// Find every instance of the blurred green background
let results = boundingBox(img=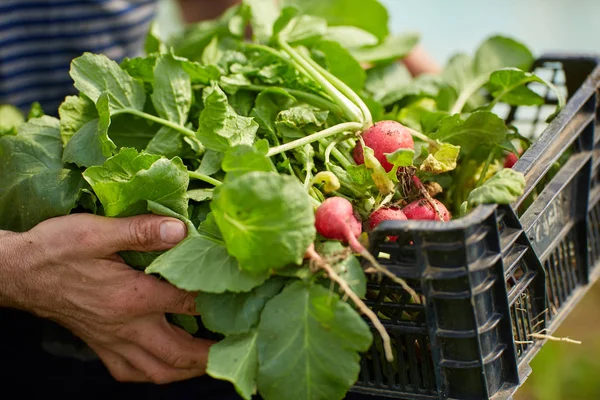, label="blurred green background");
[156,1,600,398]
[515,282,600,400]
